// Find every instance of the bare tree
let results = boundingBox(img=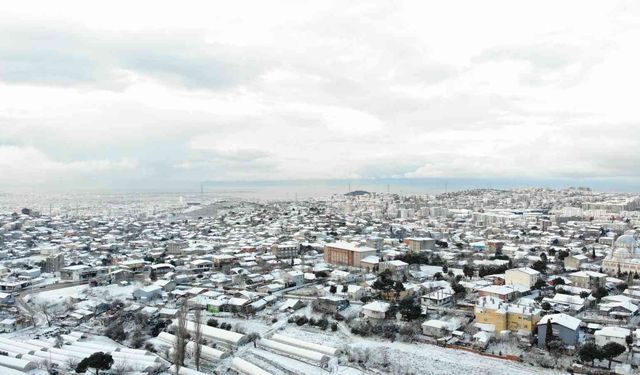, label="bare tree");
[111,360,131,375]
[173,306,188,374]
[193,309,203,371]
[35,302,53,327]
[65,357,79,373]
